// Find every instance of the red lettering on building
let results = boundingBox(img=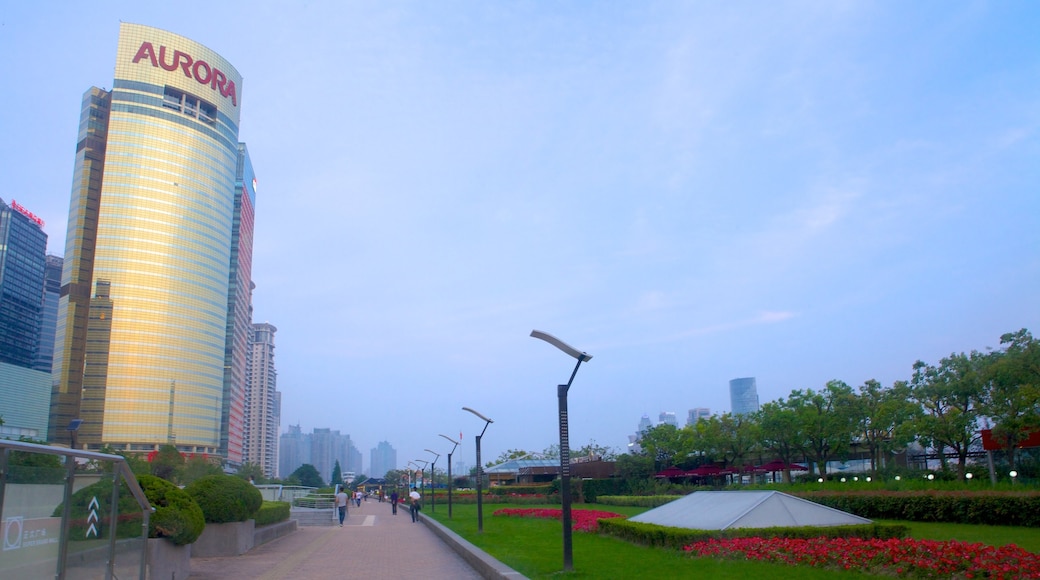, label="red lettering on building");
[132,41,238,107]
[10,200,45,227]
